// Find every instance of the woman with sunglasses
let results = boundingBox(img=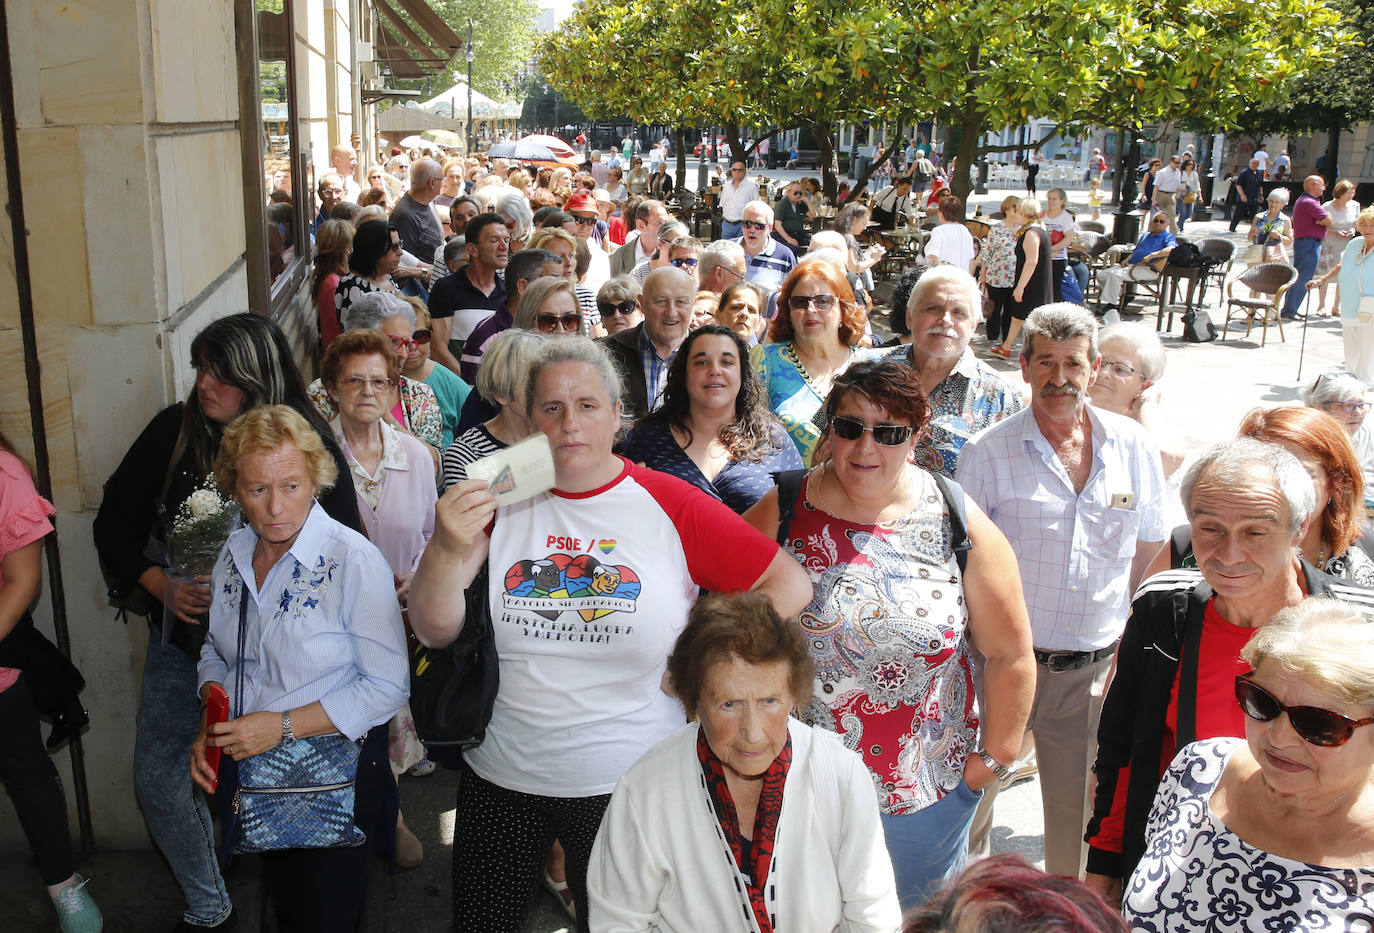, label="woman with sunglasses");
[1124,597,1374,930]
[396,298,471,451]
[754,262,865,463]
[596,276,643,337]
[514,276,584,337]
[1086,438,1374,906]
[744,360,1035,908]
[620,325,802,513]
